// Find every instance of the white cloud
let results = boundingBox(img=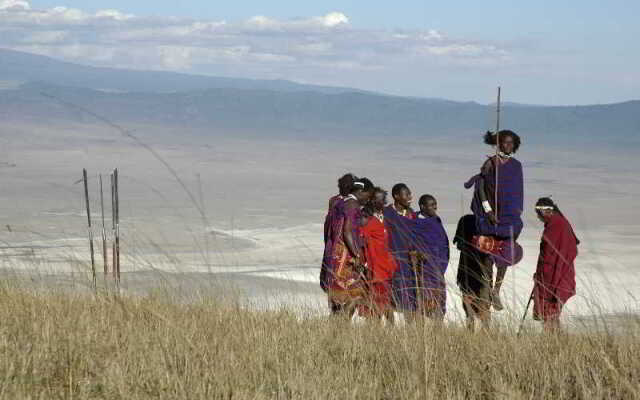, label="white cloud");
[0,1,512,86]
[95,9,134,21]
[316,12,348,27]
[0,0,30,10]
